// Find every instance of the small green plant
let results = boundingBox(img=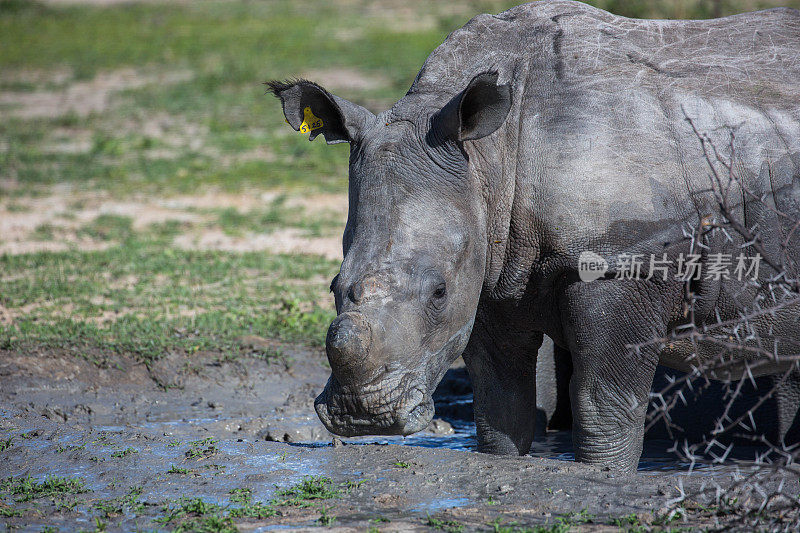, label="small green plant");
[185,437,217,459]
[93,500,122,519]
[79,214,133,242]
[167,465,192,474]
[110,447,138,458]
[176,515,237,533]
[92,435,115,447]
[157,497,217,524]
[276,475,341,506]
[343,479,366,490]
[93,486,143,518]
[610,513,641,527]
[31,223,56,241]
[0,436,13,452]
[392,461,410,469]
[557,509,594,526]
[317,504,336,526]
[168,440,182,448]
[653,507,685,526]
[426,515,463,533]
[227,502,278,519]
[55,443,86,453]
[488,518,537,533]
[0,505,21,517]
[88,517,107,532]
[229,488,252,505]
